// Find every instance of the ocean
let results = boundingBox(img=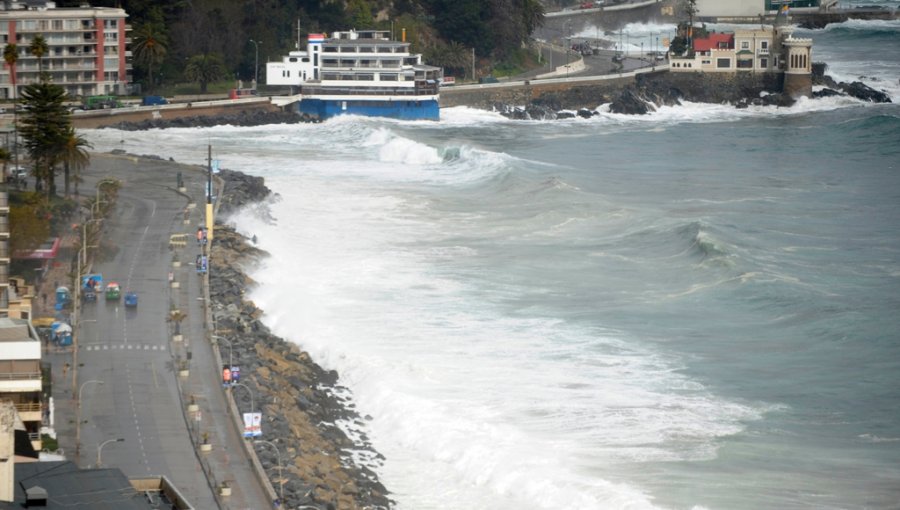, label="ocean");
[84,14,900,510]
